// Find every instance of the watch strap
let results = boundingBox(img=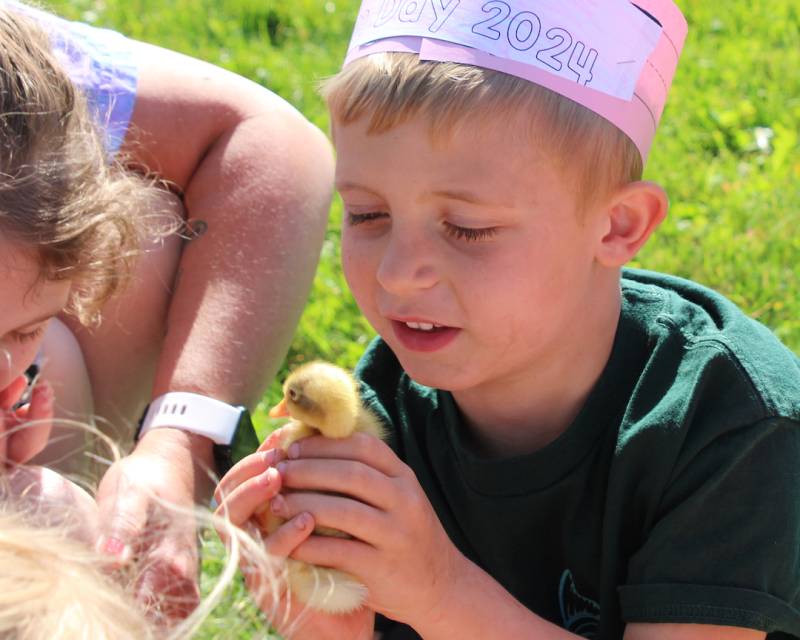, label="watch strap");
[137,392,243,445]
[213,407,260,477]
